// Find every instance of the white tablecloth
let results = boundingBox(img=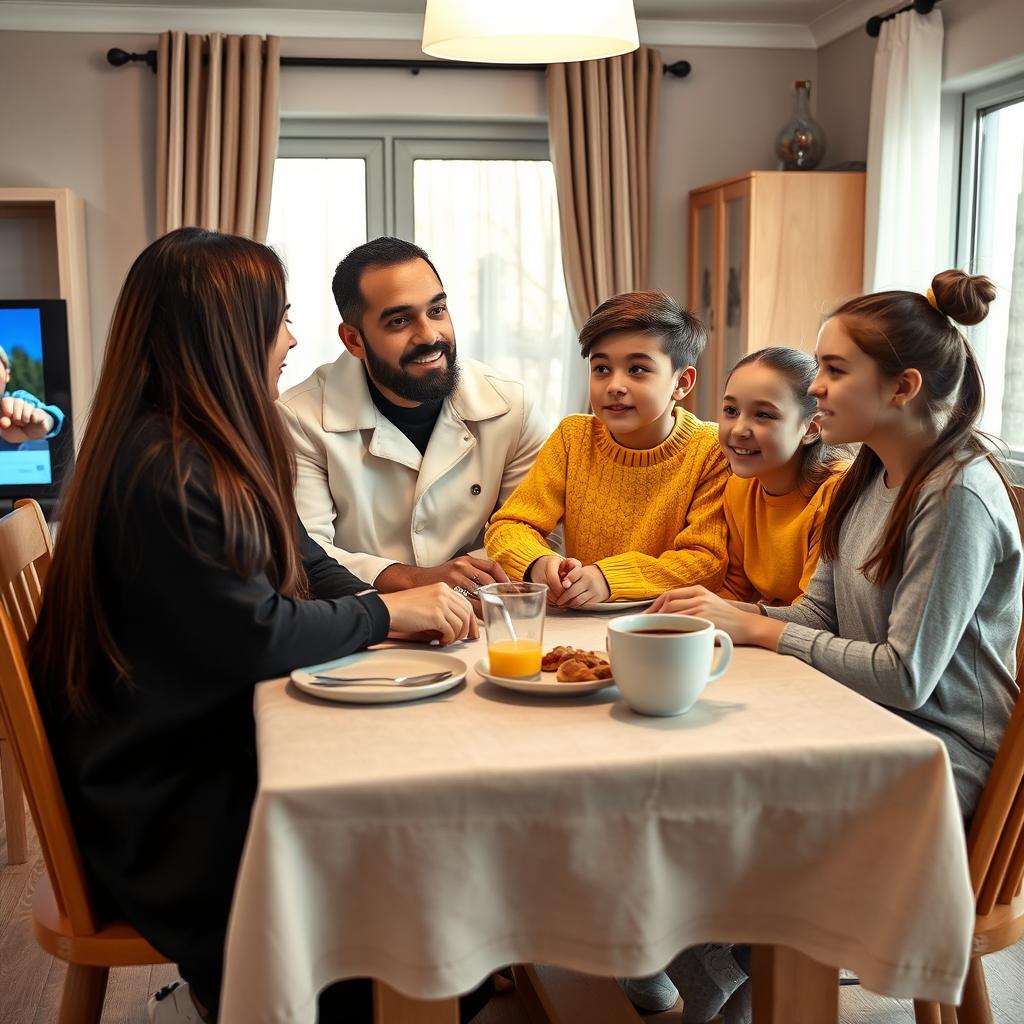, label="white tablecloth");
[220,612,975,1023]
